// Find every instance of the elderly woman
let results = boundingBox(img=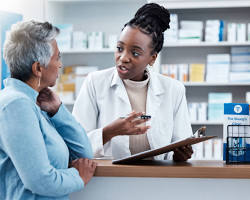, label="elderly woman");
[0,21,96,200]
